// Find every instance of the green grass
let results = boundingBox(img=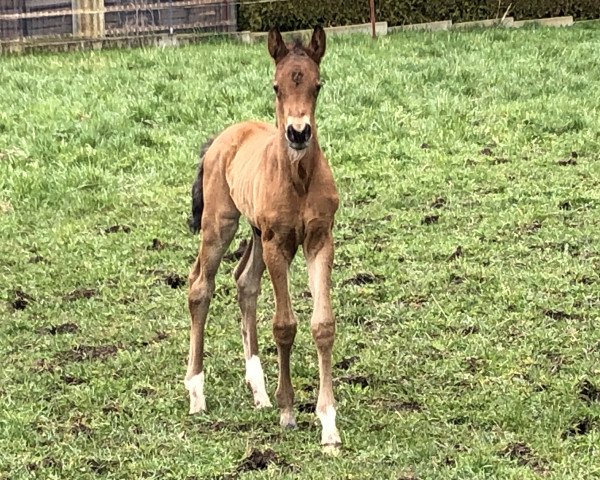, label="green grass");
[1,25,600,479]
